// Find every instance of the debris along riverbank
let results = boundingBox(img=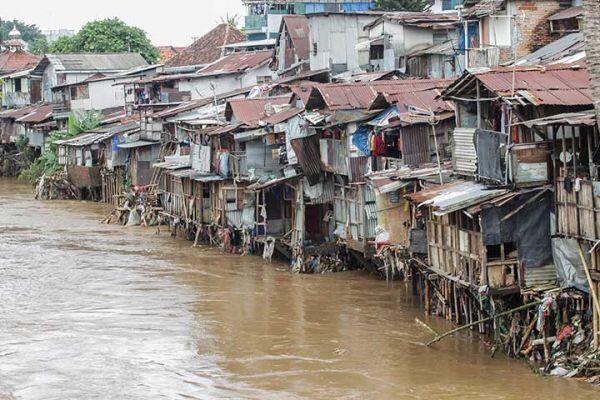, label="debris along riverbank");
[92,175,600,386]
